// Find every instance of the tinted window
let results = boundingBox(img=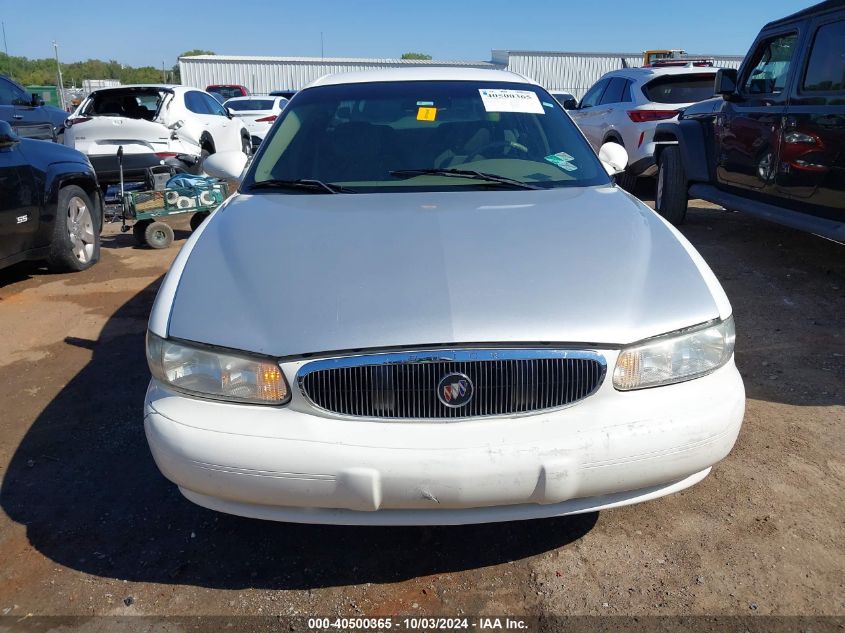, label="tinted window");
[226,99,275,111]
[185,91,210,114]
[81,88,166,118]
[580,79,609,108]
[208,86,244,100]
[202,93,228,116]
[803,20,845,92]
[643,74,716,103]
[599,78,628,105]
[0,77,31,106]
[742,33,798,95]
[246,80,609,192]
